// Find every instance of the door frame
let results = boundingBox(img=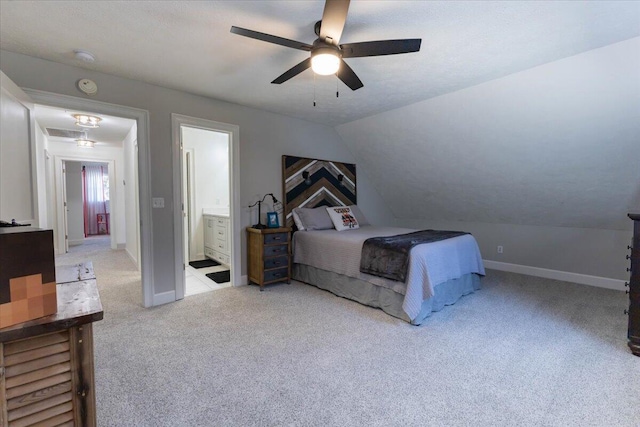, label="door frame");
[182,148,196,262]
[24,89,155,307]
[171,114,241,300]
[55,157,117,253]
